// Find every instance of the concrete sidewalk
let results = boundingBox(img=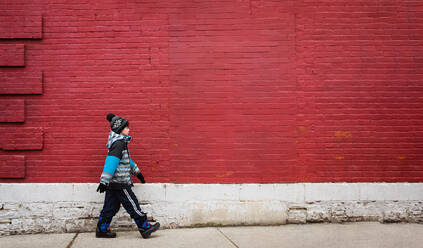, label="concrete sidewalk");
[1,222,422,248]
